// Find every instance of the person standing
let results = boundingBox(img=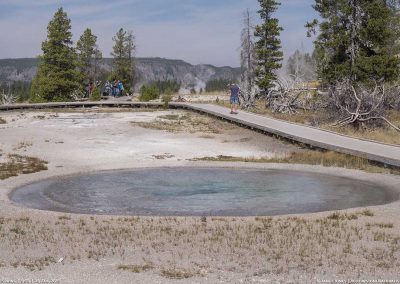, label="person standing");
[113,80,118,97]
[104,81,112,96]
[229,83,240,114]
[117,80,124,97]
